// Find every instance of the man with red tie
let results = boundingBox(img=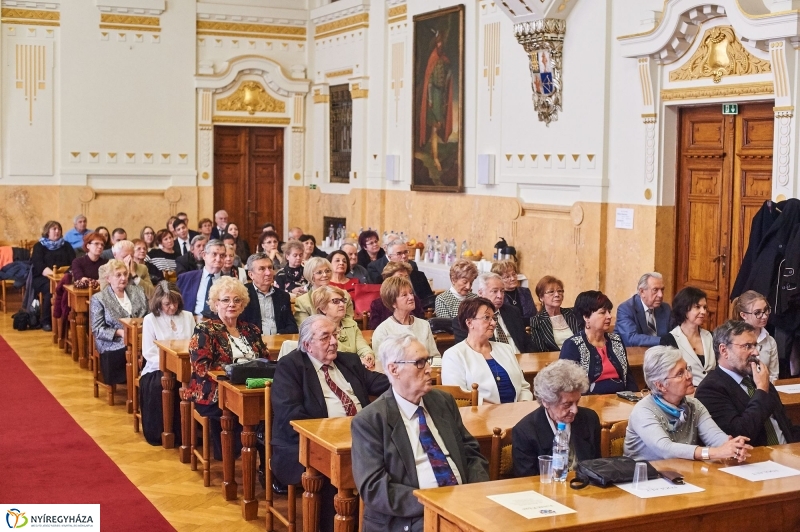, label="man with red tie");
[271,314,390,532]
[351,334,488,532]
